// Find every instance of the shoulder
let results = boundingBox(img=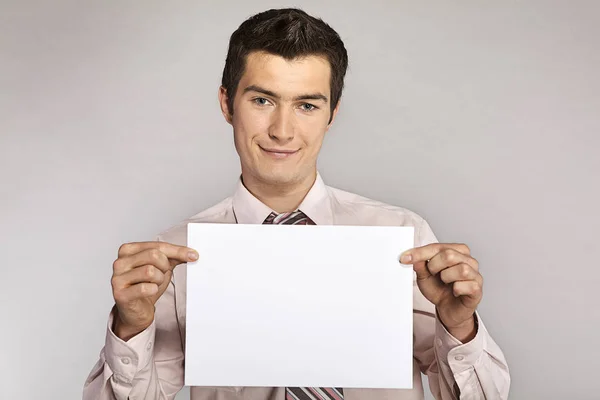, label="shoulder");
[328,185,425,225]
[327,186,438,246]
[154,196,235,246]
